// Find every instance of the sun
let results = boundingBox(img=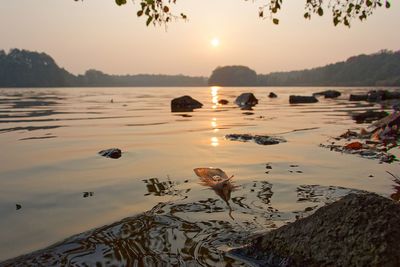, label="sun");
[211,38,220,47]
